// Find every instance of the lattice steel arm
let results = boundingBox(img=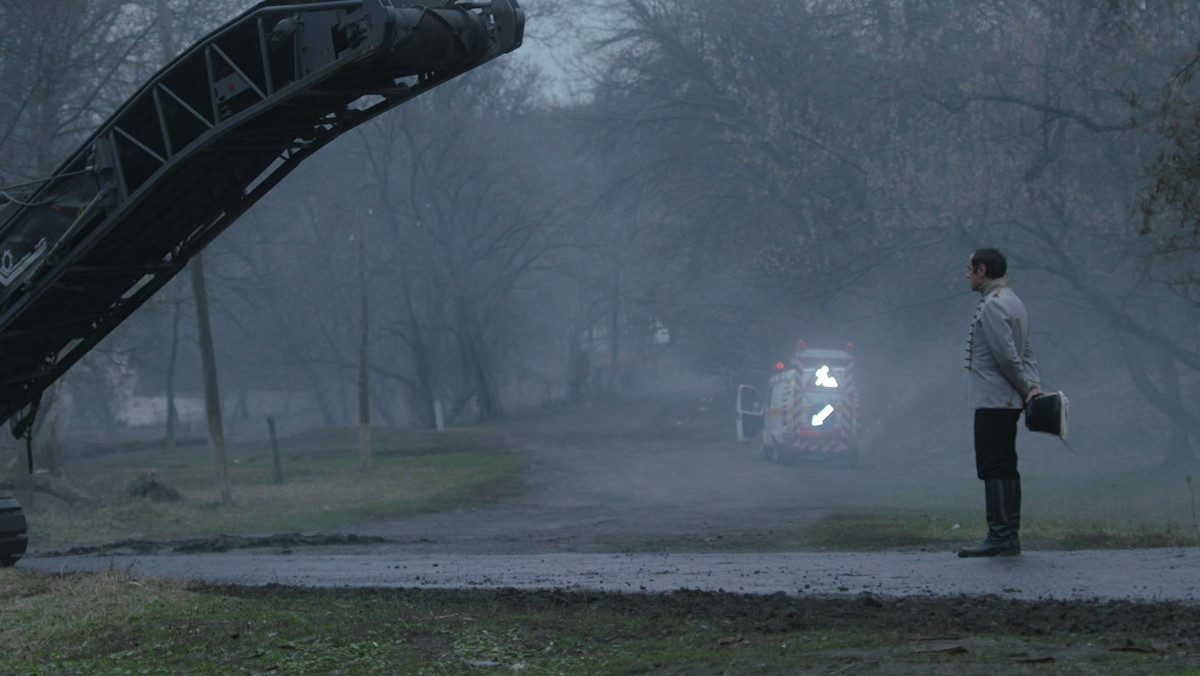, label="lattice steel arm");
[0,0,524,430]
